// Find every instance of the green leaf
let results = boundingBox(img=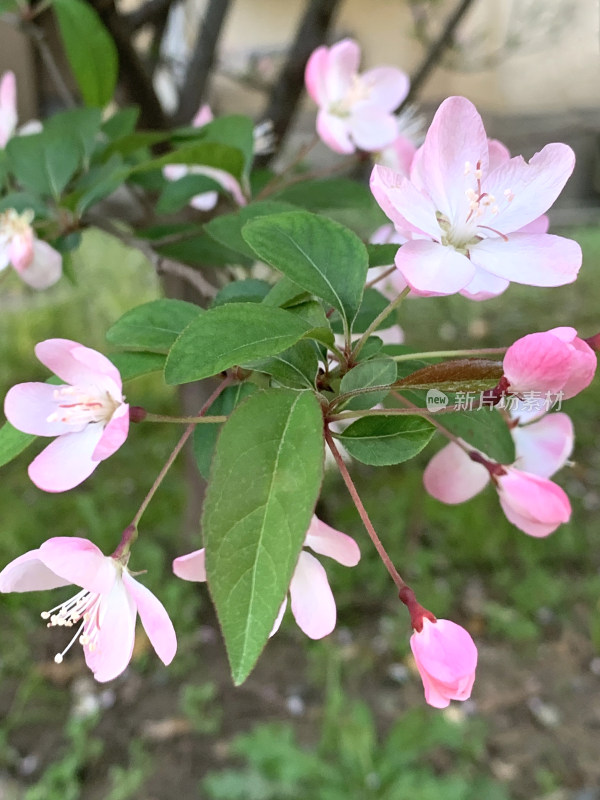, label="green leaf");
[193,383,257,479]
[45,108,102,162]
[156,174,222,215]
[133,142,245,183]
[7,130,80,197]
[262,276,308,308]
[165,303,315,385]
[284,300,333,347]
[54,0,118,107]
[106,299,201,353]
[178,115,255,179]
[0,192,48,217]
[331,288,392,335]
[338,414,435,466]
[109,351,166,380]
[367,243,399,268]
[339,357,397,411]
[0,422,36,469]
[203,389,324,684]
[101,107,139,140]
[249,340,319,389]
[205,200,298,259]
[72,156,129,214]
[213,279,272,307]
[242,211,368,328]
[440,408,515,464]
[271,178,375,212]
